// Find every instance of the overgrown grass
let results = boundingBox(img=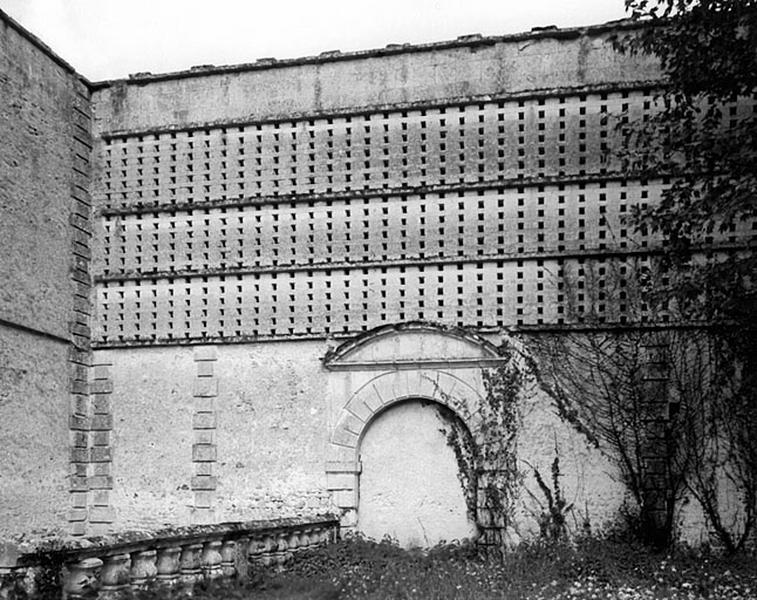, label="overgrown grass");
[128,537,756,599]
